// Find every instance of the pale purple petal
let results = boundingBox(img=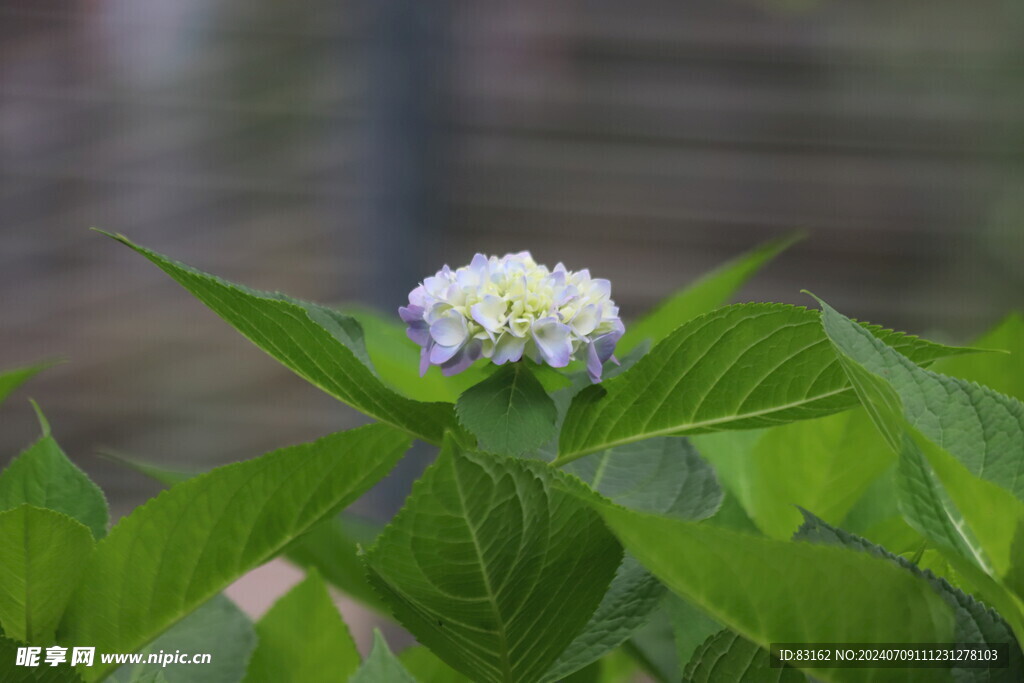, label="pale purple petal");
[430,312,468,347]
[593,321,625,363]
[531,317,572,368]
[492,333,527,365]
[430,341,464,364]
[586,342,604,383]
[589,279,611,299]
[570,304,599,336]
[586,321,624,382]
[440,339,482,376]
[405,320,430,346]
[419,346,432,377]
[407,286,426,308]
[471,295,506,333]
[398,304,423,324]
[470,253,489,272]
